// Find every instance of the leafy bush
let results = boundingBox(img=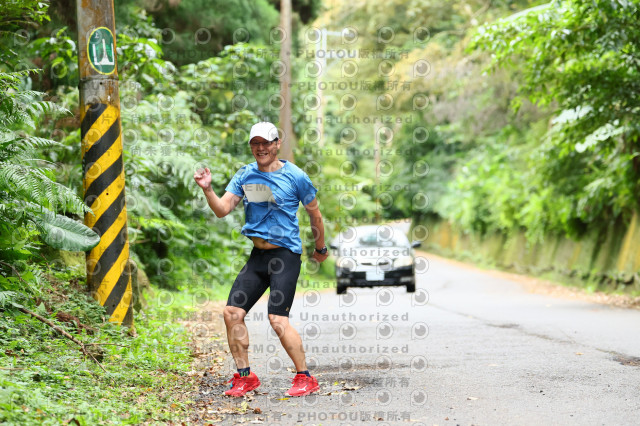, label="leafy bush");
[0,69,99,304]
